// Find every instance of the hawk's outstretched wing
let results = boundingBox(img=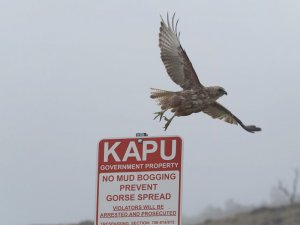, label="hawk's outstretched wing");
[203,102,261,133]
[159,14,203,90]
